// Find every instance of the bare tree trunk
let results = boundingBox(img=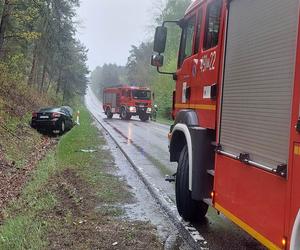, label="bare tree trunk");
[40,62,47,92]
[38,16,50,90]
[0,0,12,58]
[56,68,62,94]
[62,85,65,103]
[62,80,68,104]
[45,75,52,93]
[34,62,40,86]
[28,44,38,85]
